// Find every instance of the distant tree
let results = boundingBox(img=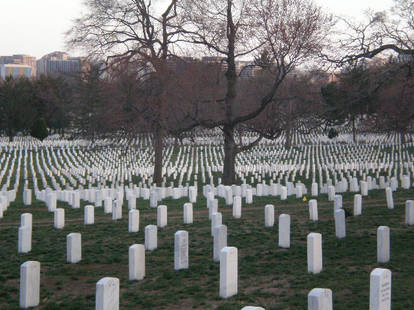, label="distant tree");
[30,118,49,141]
[372,63,414,143]
[34,75,72,136]
[321,64,377,142]
[0,77,37,141]
[71,64,107,141]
